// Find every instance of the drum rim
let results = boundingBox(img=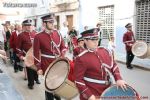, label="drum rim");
[44,57,70,91]
[101,84,139,99]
